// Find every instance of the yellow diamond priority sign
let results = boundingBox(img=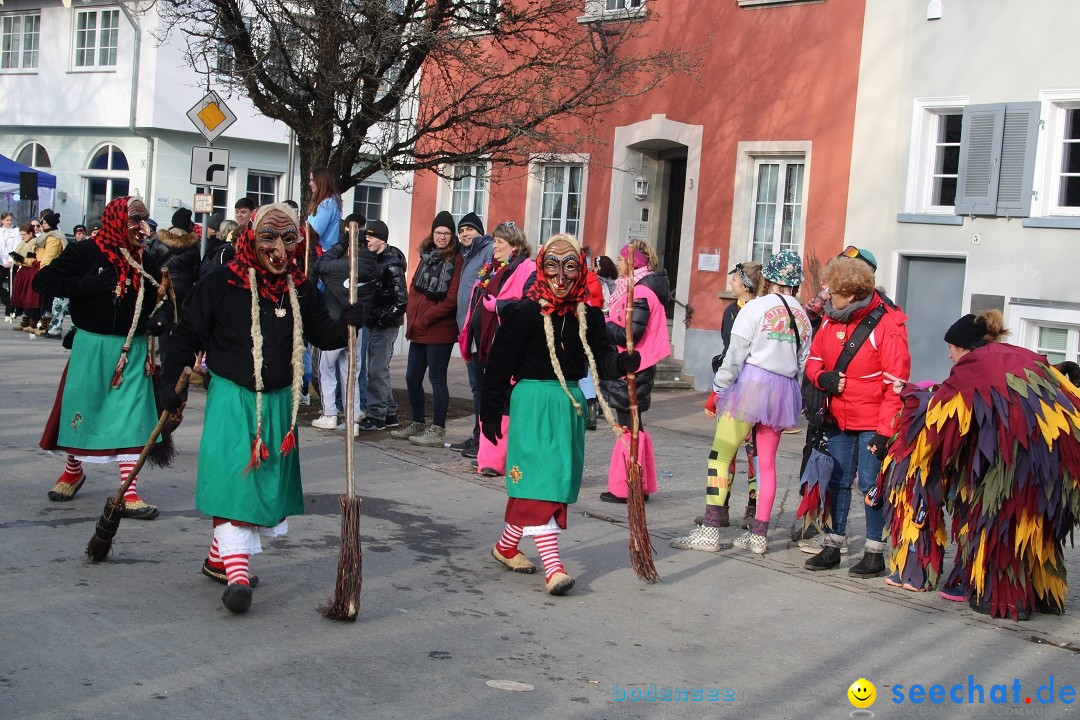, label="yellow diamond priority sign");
[187,90,237,143]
